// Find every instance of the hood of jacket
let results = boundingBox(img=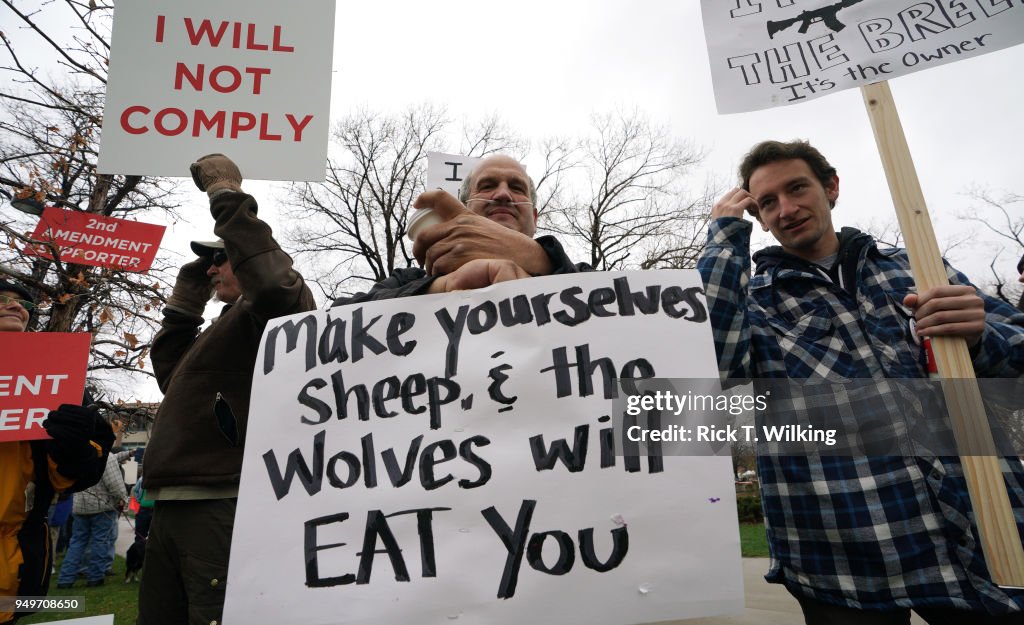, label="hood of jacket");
[752,227,874,275]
